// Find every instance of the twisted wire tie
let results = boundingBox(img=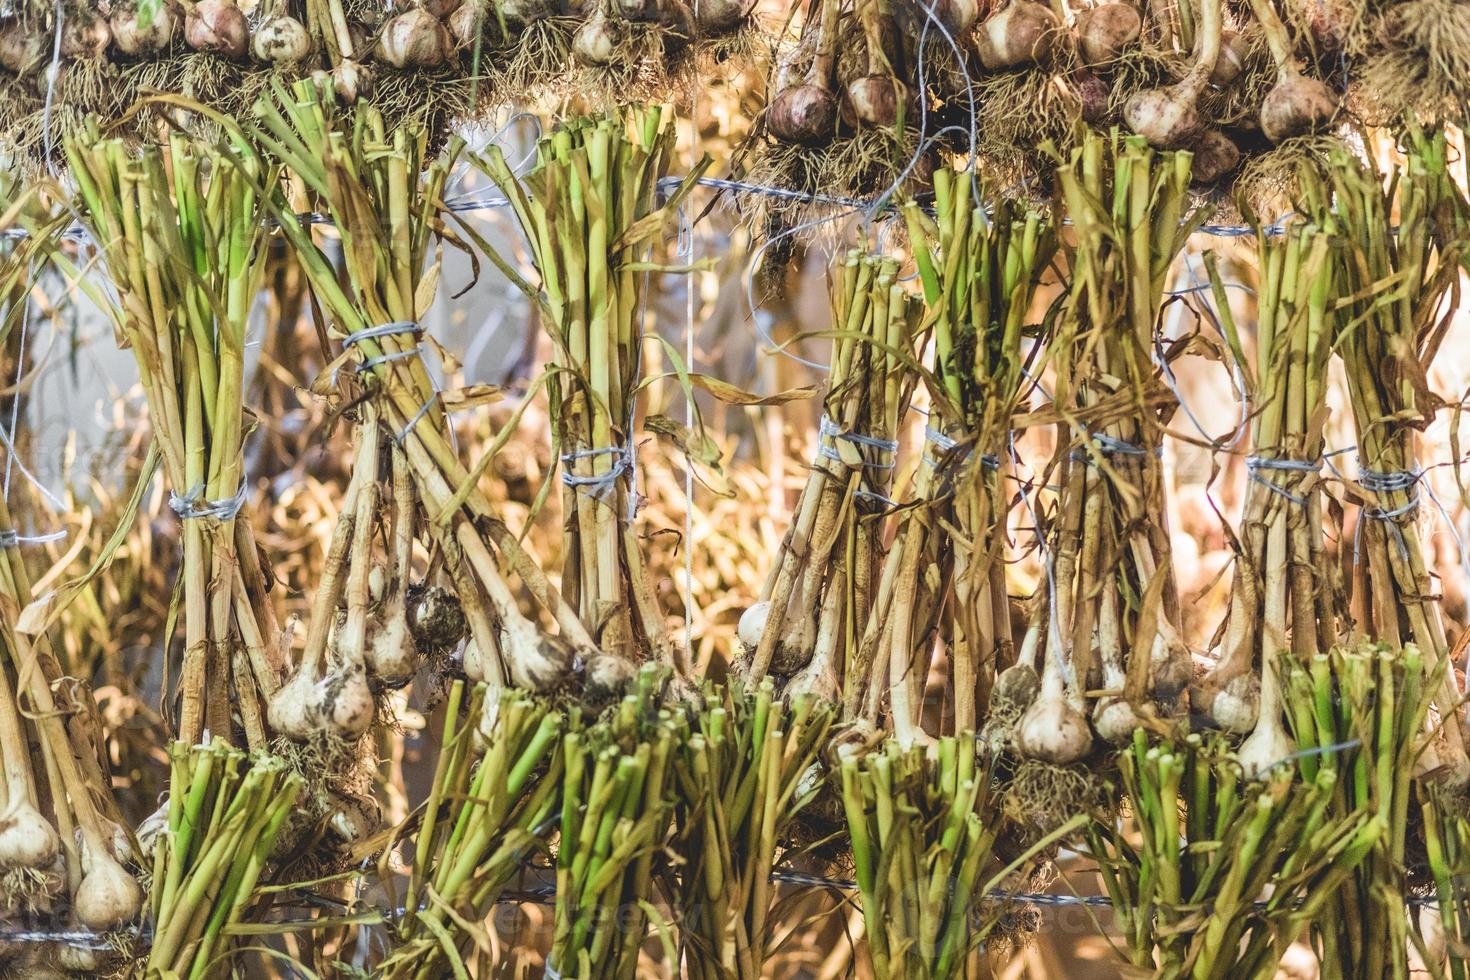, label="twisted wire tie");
[852,489,898,508]
[0,927,129,948]
[397,391,440,446]
[1069,433,1162,466]
[818,414,899,468]
[168,481,248,522]
[560,446,632,514]
[1245,454,1322,507]
[342,322,450,451]
[1356,464,1423,564]
[819,415,899,508]
[1360,466,1421,516]
[0,223,90,244]
[922,426,1000,472]
[343,320,424,348]
[355,347,425,375]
